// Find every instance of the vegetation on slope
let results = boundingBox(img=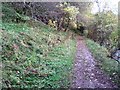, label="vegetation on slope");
[1,1,119,88]
[1,21,76,88]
